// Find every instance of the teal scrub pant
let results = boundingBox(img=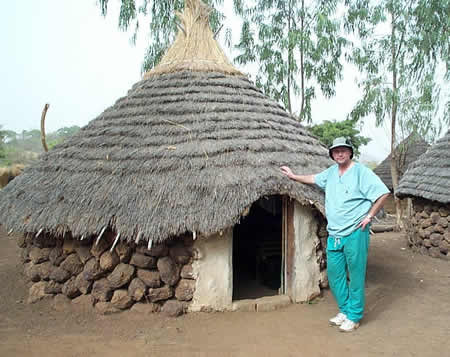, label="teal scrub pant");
[327,227,370,323]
